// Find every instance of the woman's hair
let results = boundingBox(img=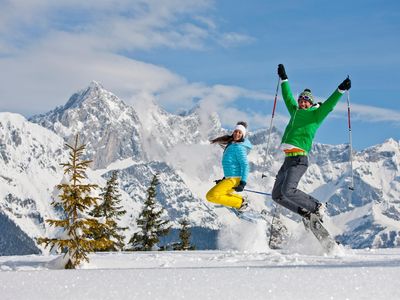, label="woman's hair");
[210,134,234,147]
[210,121,248,147]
